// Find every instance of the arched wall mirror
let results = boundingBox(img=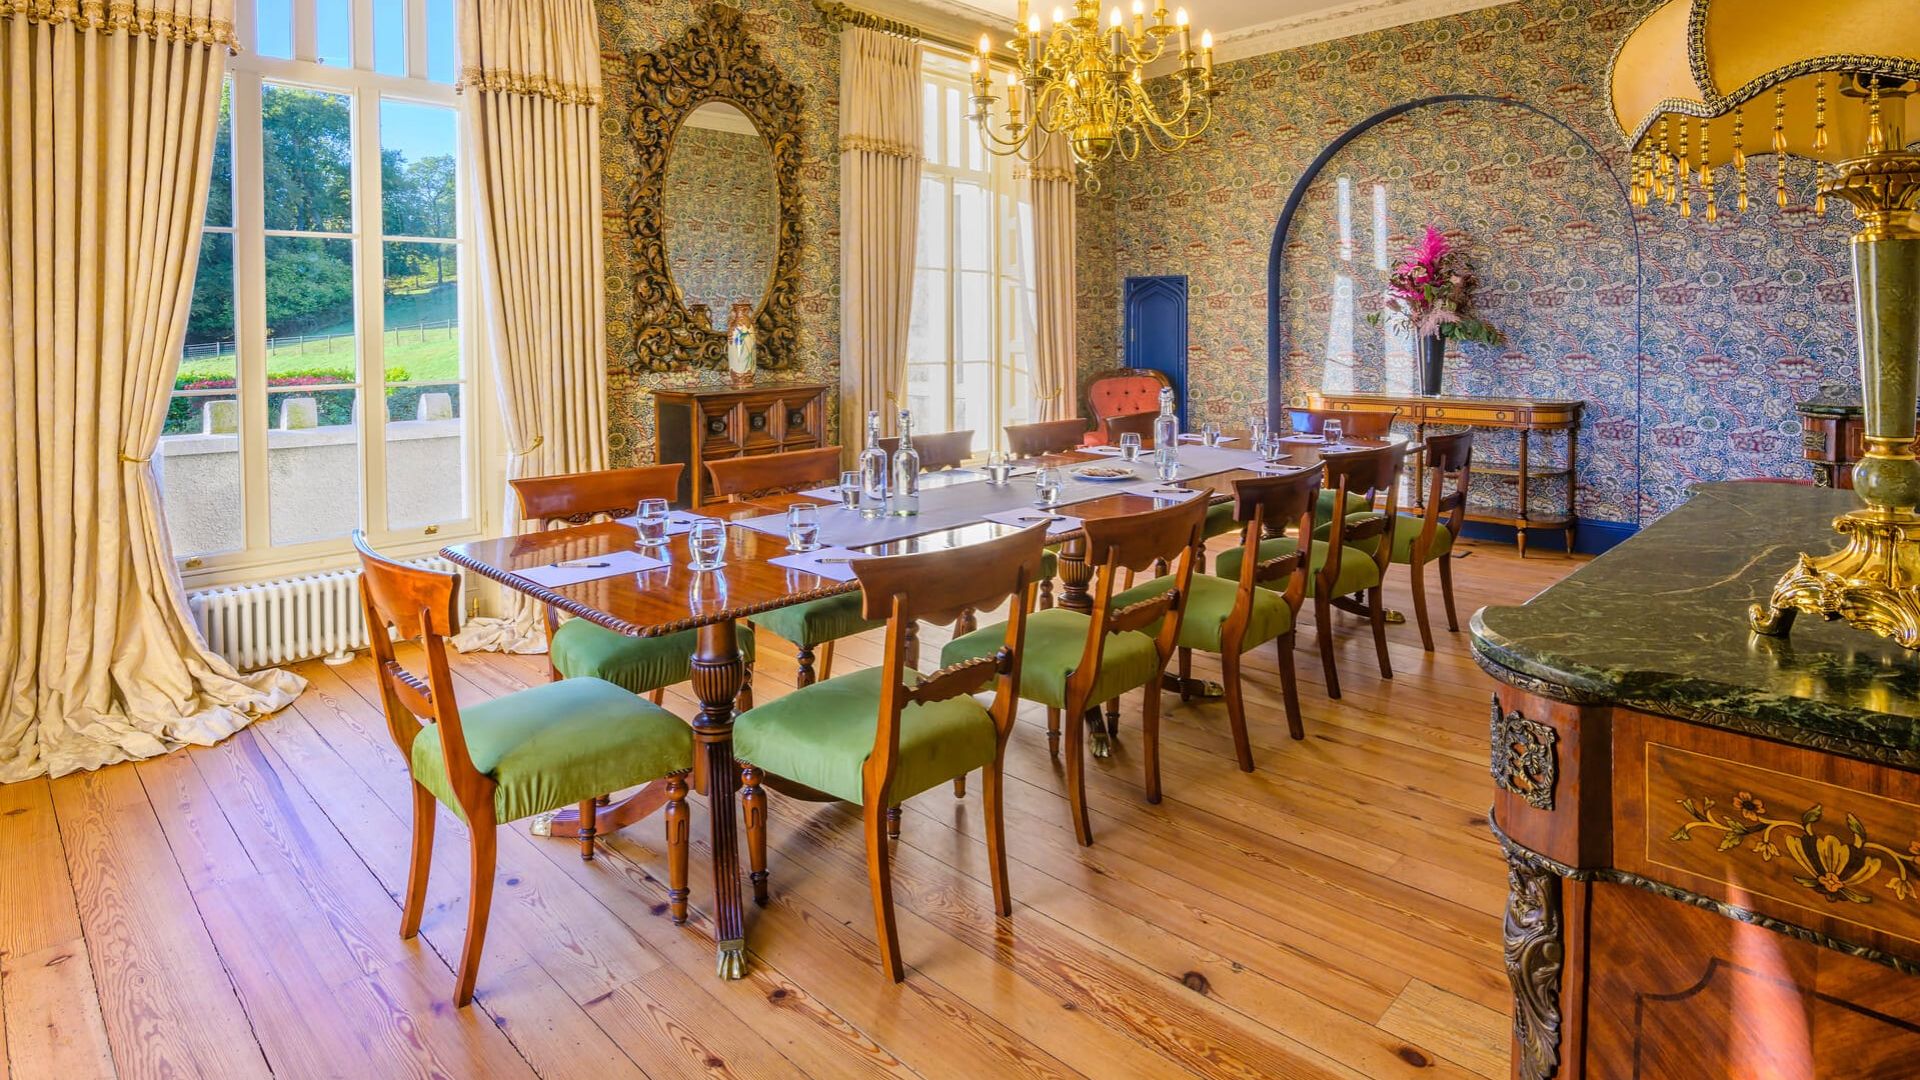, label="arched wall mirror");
[664,101,779,333]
